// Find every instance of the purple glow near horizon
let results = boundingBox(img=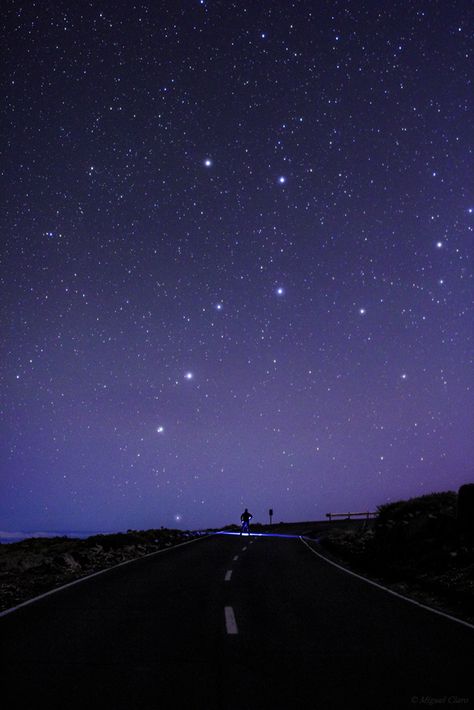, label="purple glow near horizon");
[1,1,473,533]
